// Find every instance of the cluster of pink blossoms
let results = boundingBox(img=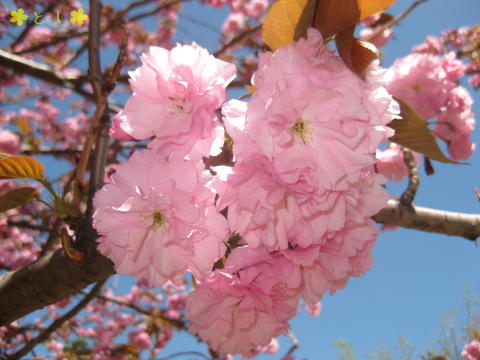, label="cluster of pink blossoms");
[94,29,399,355]
[385,50,475,161]
[94,43,236,287]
